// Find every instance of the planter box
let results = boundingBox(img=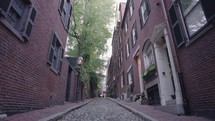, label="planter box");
[143,69,156,81]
